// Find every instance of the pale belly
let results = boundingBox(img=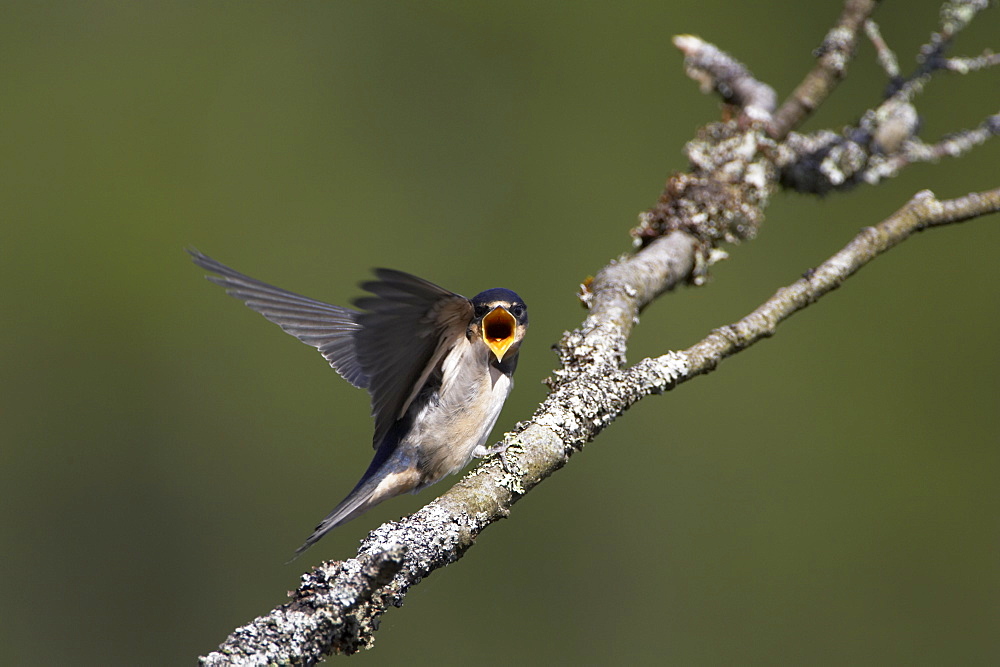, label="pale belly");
[401,343,512,486]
